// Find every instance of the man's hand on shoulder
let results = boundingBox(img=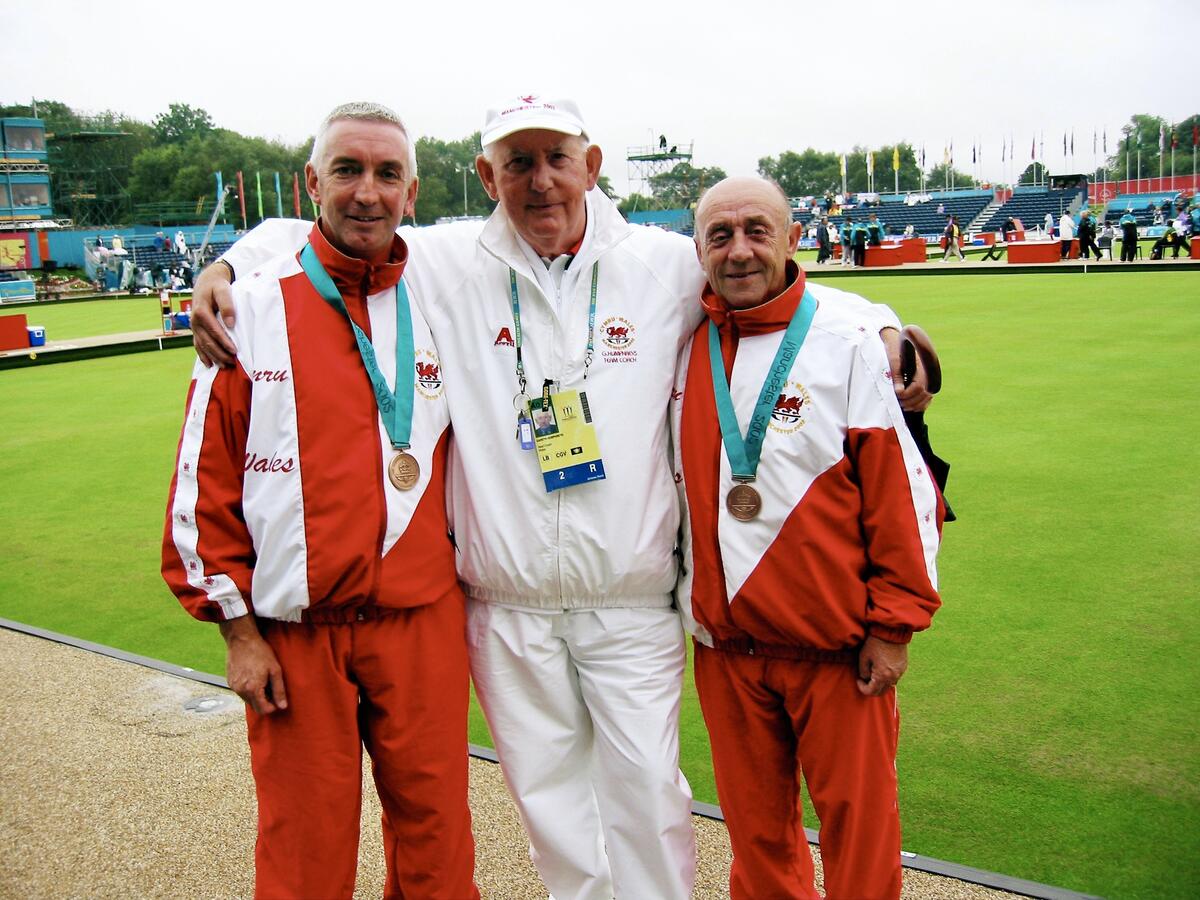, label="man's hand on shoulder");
[856,635,909,696]
[192,260,239,368]
[218,615,288,714]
